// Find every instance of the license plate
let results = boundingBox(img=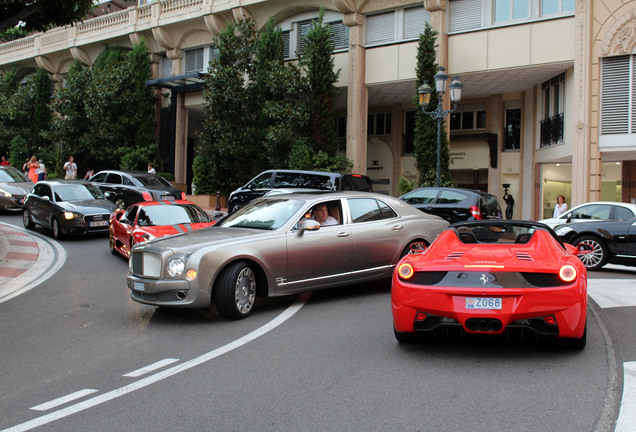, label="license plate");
[161,196,175,200]
[466,297,502,310]
[89,220,108,227]
[134,282,145,292]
